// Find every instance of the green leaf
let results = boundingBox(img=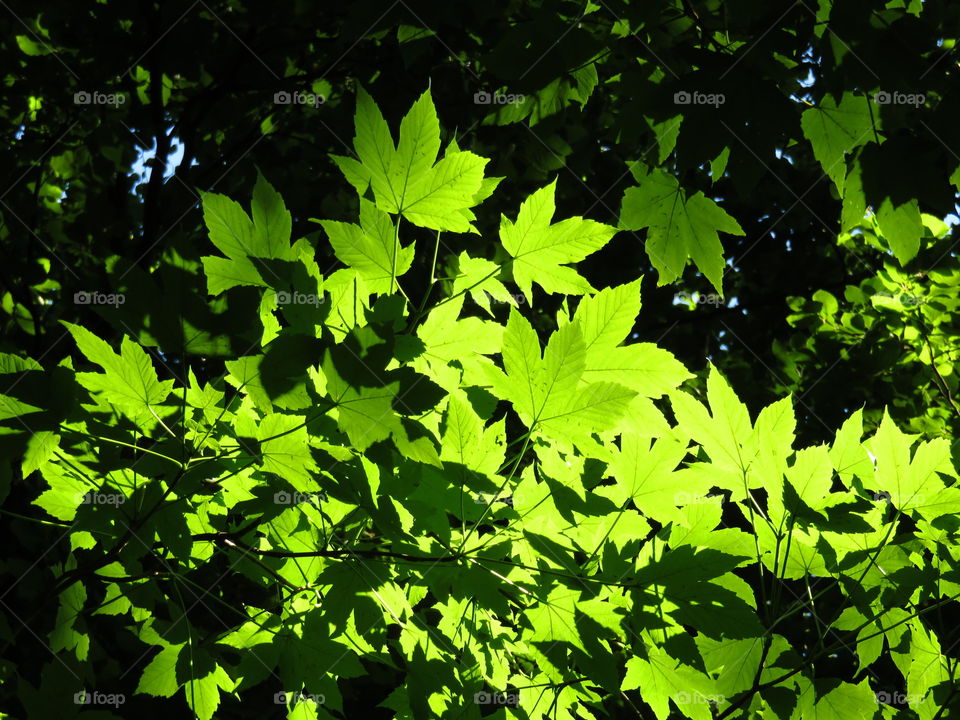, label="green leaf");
[16,35,54,56]
[666,574,763,640]
[199,174,295,294]
[400,150,488,232]
[258,413,318,489]
[63,322,174,415]
[183,662,232,720]
[0,353,42,373]
[489,308,546,424]
[867,410,960,518]
[537,321,586,420]
[251,171,294,258]
[695,635,764,698]
[451,252,512,315]
[582,344,692,397]
[608,433,694,524]
[352,85,398,208]
[329,153,370,196]
[800,92,875,193]
[391,89,442,207]
[620,168,743,293]
[440,394,504,478]
[201,254,267,295]
[572,279,643,353]
[487,310,635,440]
[21,430,60,477]
[794,676,877,719]
[670,364,754,497]
[413,295,503,390]
[350,87,489,231]
[33,463,90,521]
[319,199,414,293]
[328,381,397,451]
[0,393,42,421]
[747,395,795,502]
[202,174,295,261]
[137,644,184,698]
[783,445,833,513]
[536,380,637,442]
[48,577,87,660]
[622,645,716,720]
[523,586,583,650]
[500,179,618,303]
[633,546,751,587]
[830,408,872,485]
[875,197,922,265]
[321,351,440,465]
